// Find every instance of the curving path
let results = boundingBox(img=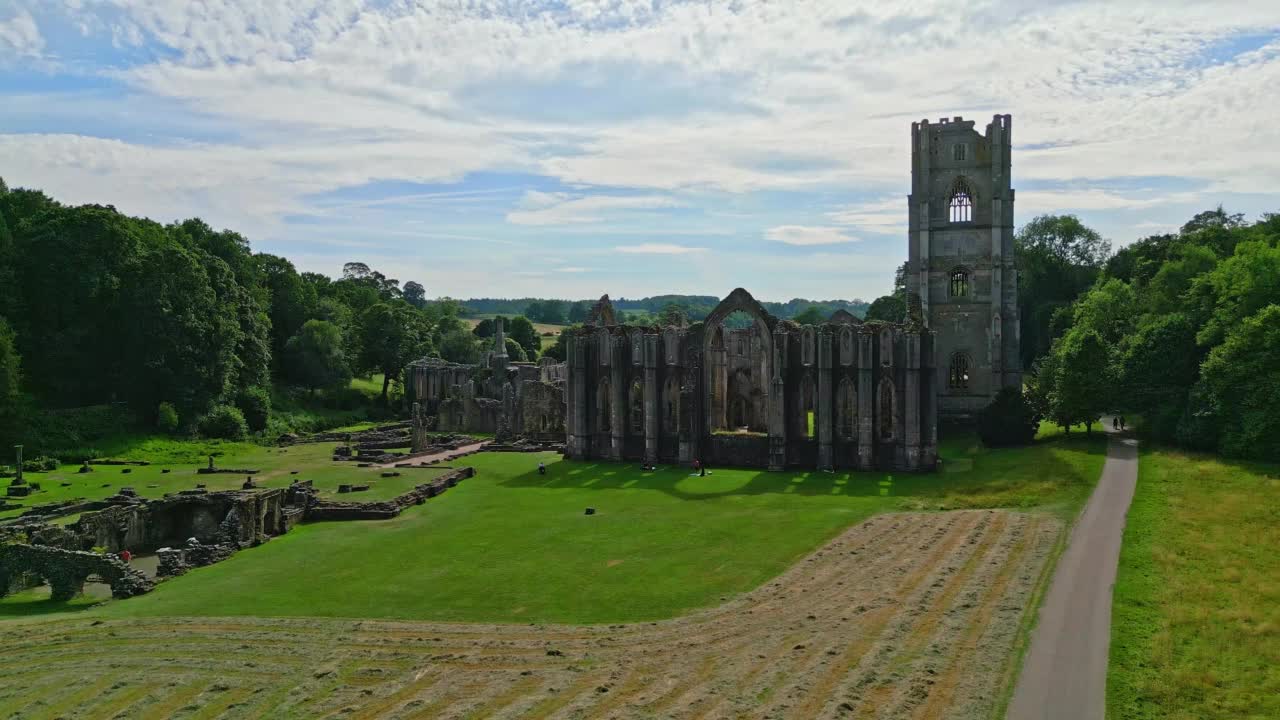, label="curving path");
[1007,428,1138,720]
